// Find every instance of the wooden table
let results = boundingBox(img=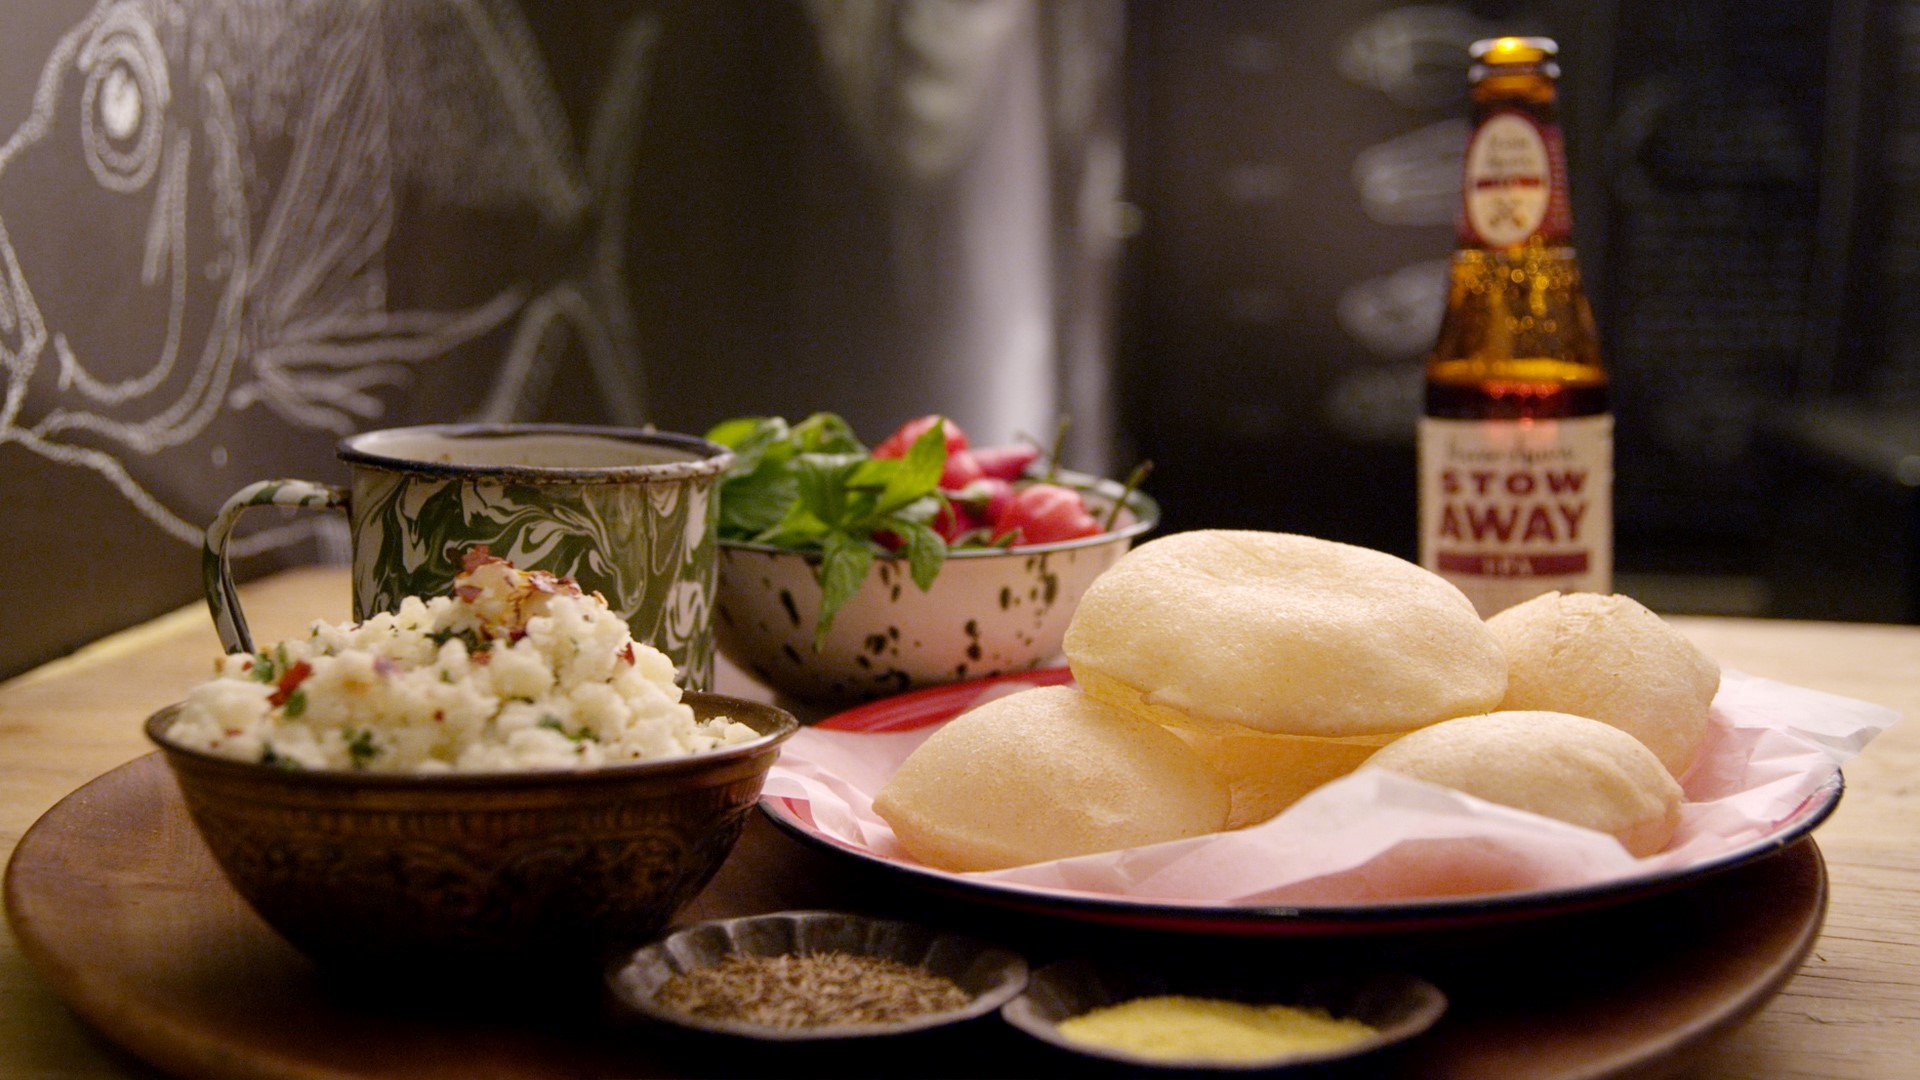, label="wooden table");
[2,566,1916,1078]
